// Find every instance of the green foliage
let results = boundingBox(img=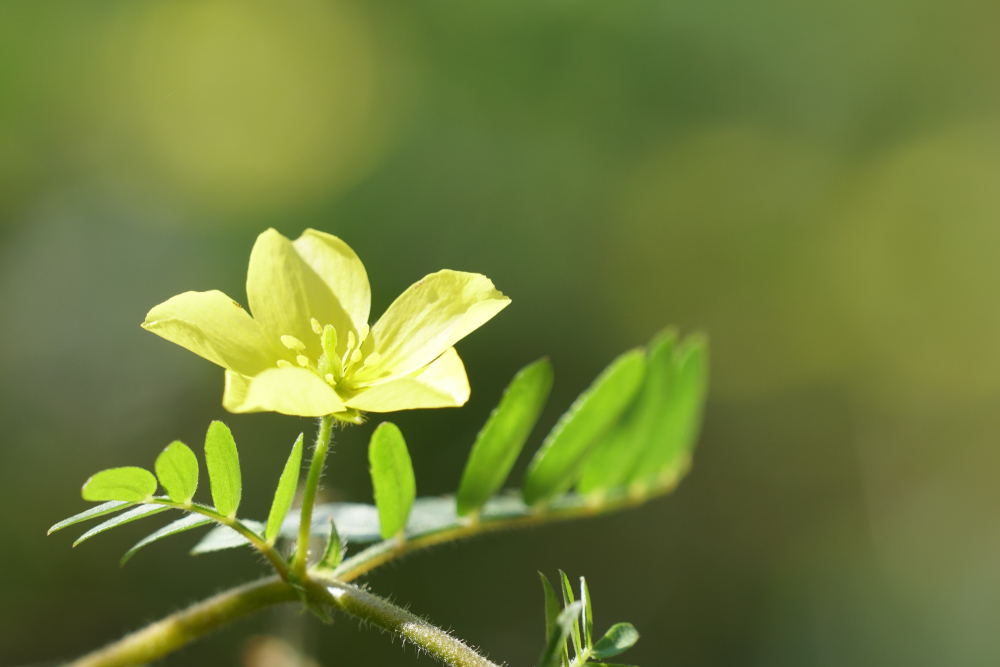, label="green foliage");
[627,334,709,489]
[81,467,158,502]
[538,571,640,667]
[155,441,199,504]
[457,357,553,516]
[523,349,646,505]
[265,433,303,543]
[368,422,416,539]
[204,421,242,518]
[73,504,169,547]
[191,520,265,555]
[121,514,213,565]
[578,329,676,495]
[318,518,344,570]
[591,624,640,660]
[48,501,132,535]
